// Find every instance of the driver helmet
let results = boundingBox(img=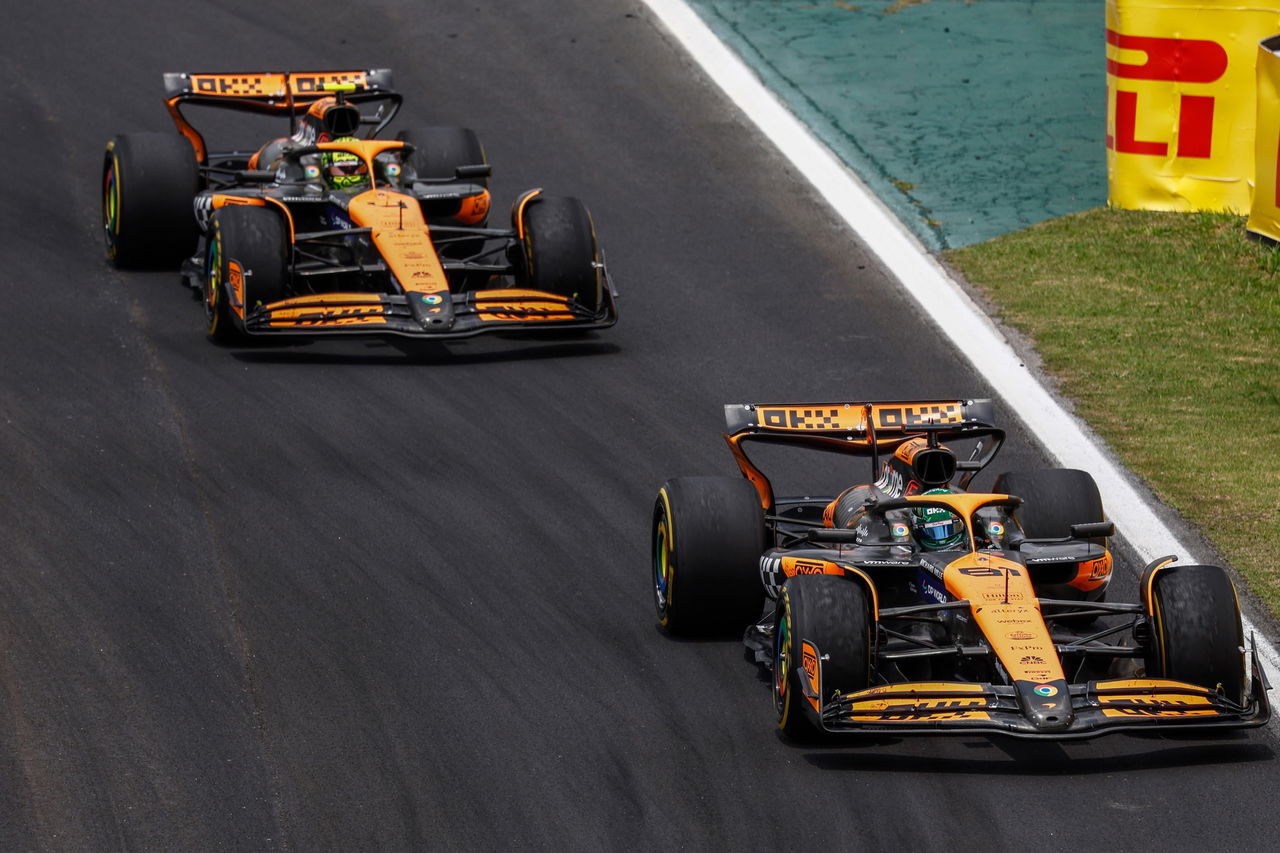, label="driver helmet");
[321,138,370,190]
[914,487,965,550]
